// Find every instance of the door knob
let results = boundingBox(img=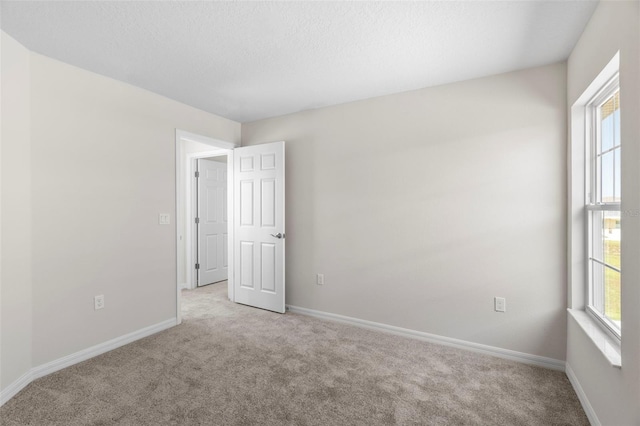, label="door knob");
[270,233,285,239]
